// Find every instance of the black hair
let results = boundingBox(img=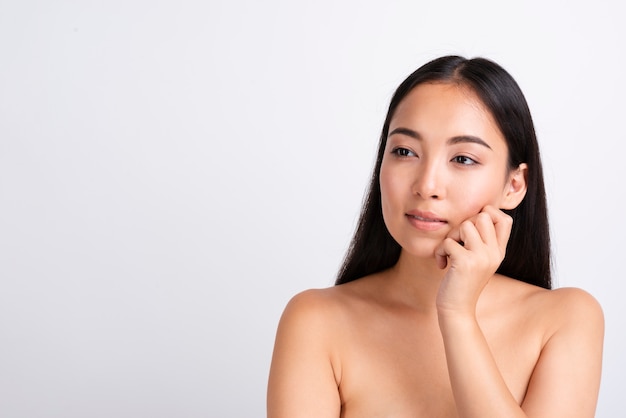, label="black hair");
[335,55,551,289]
